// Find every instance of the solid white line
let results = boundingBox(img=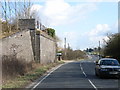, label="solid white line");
[88,79,97,90]
[32,64,64,89]
[80,63,97,90]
